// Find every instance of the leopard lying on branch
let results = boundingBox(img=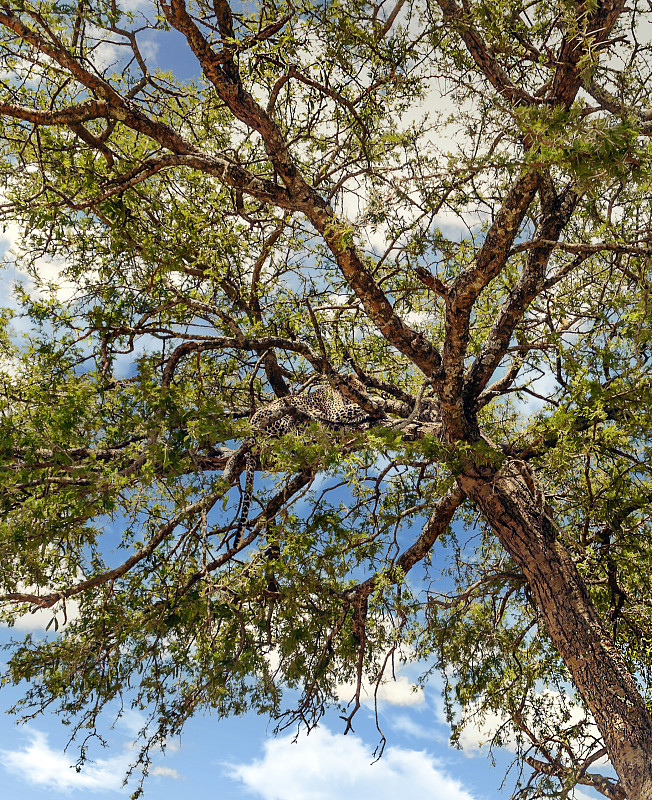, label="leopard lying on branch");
[232,380,378,547]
